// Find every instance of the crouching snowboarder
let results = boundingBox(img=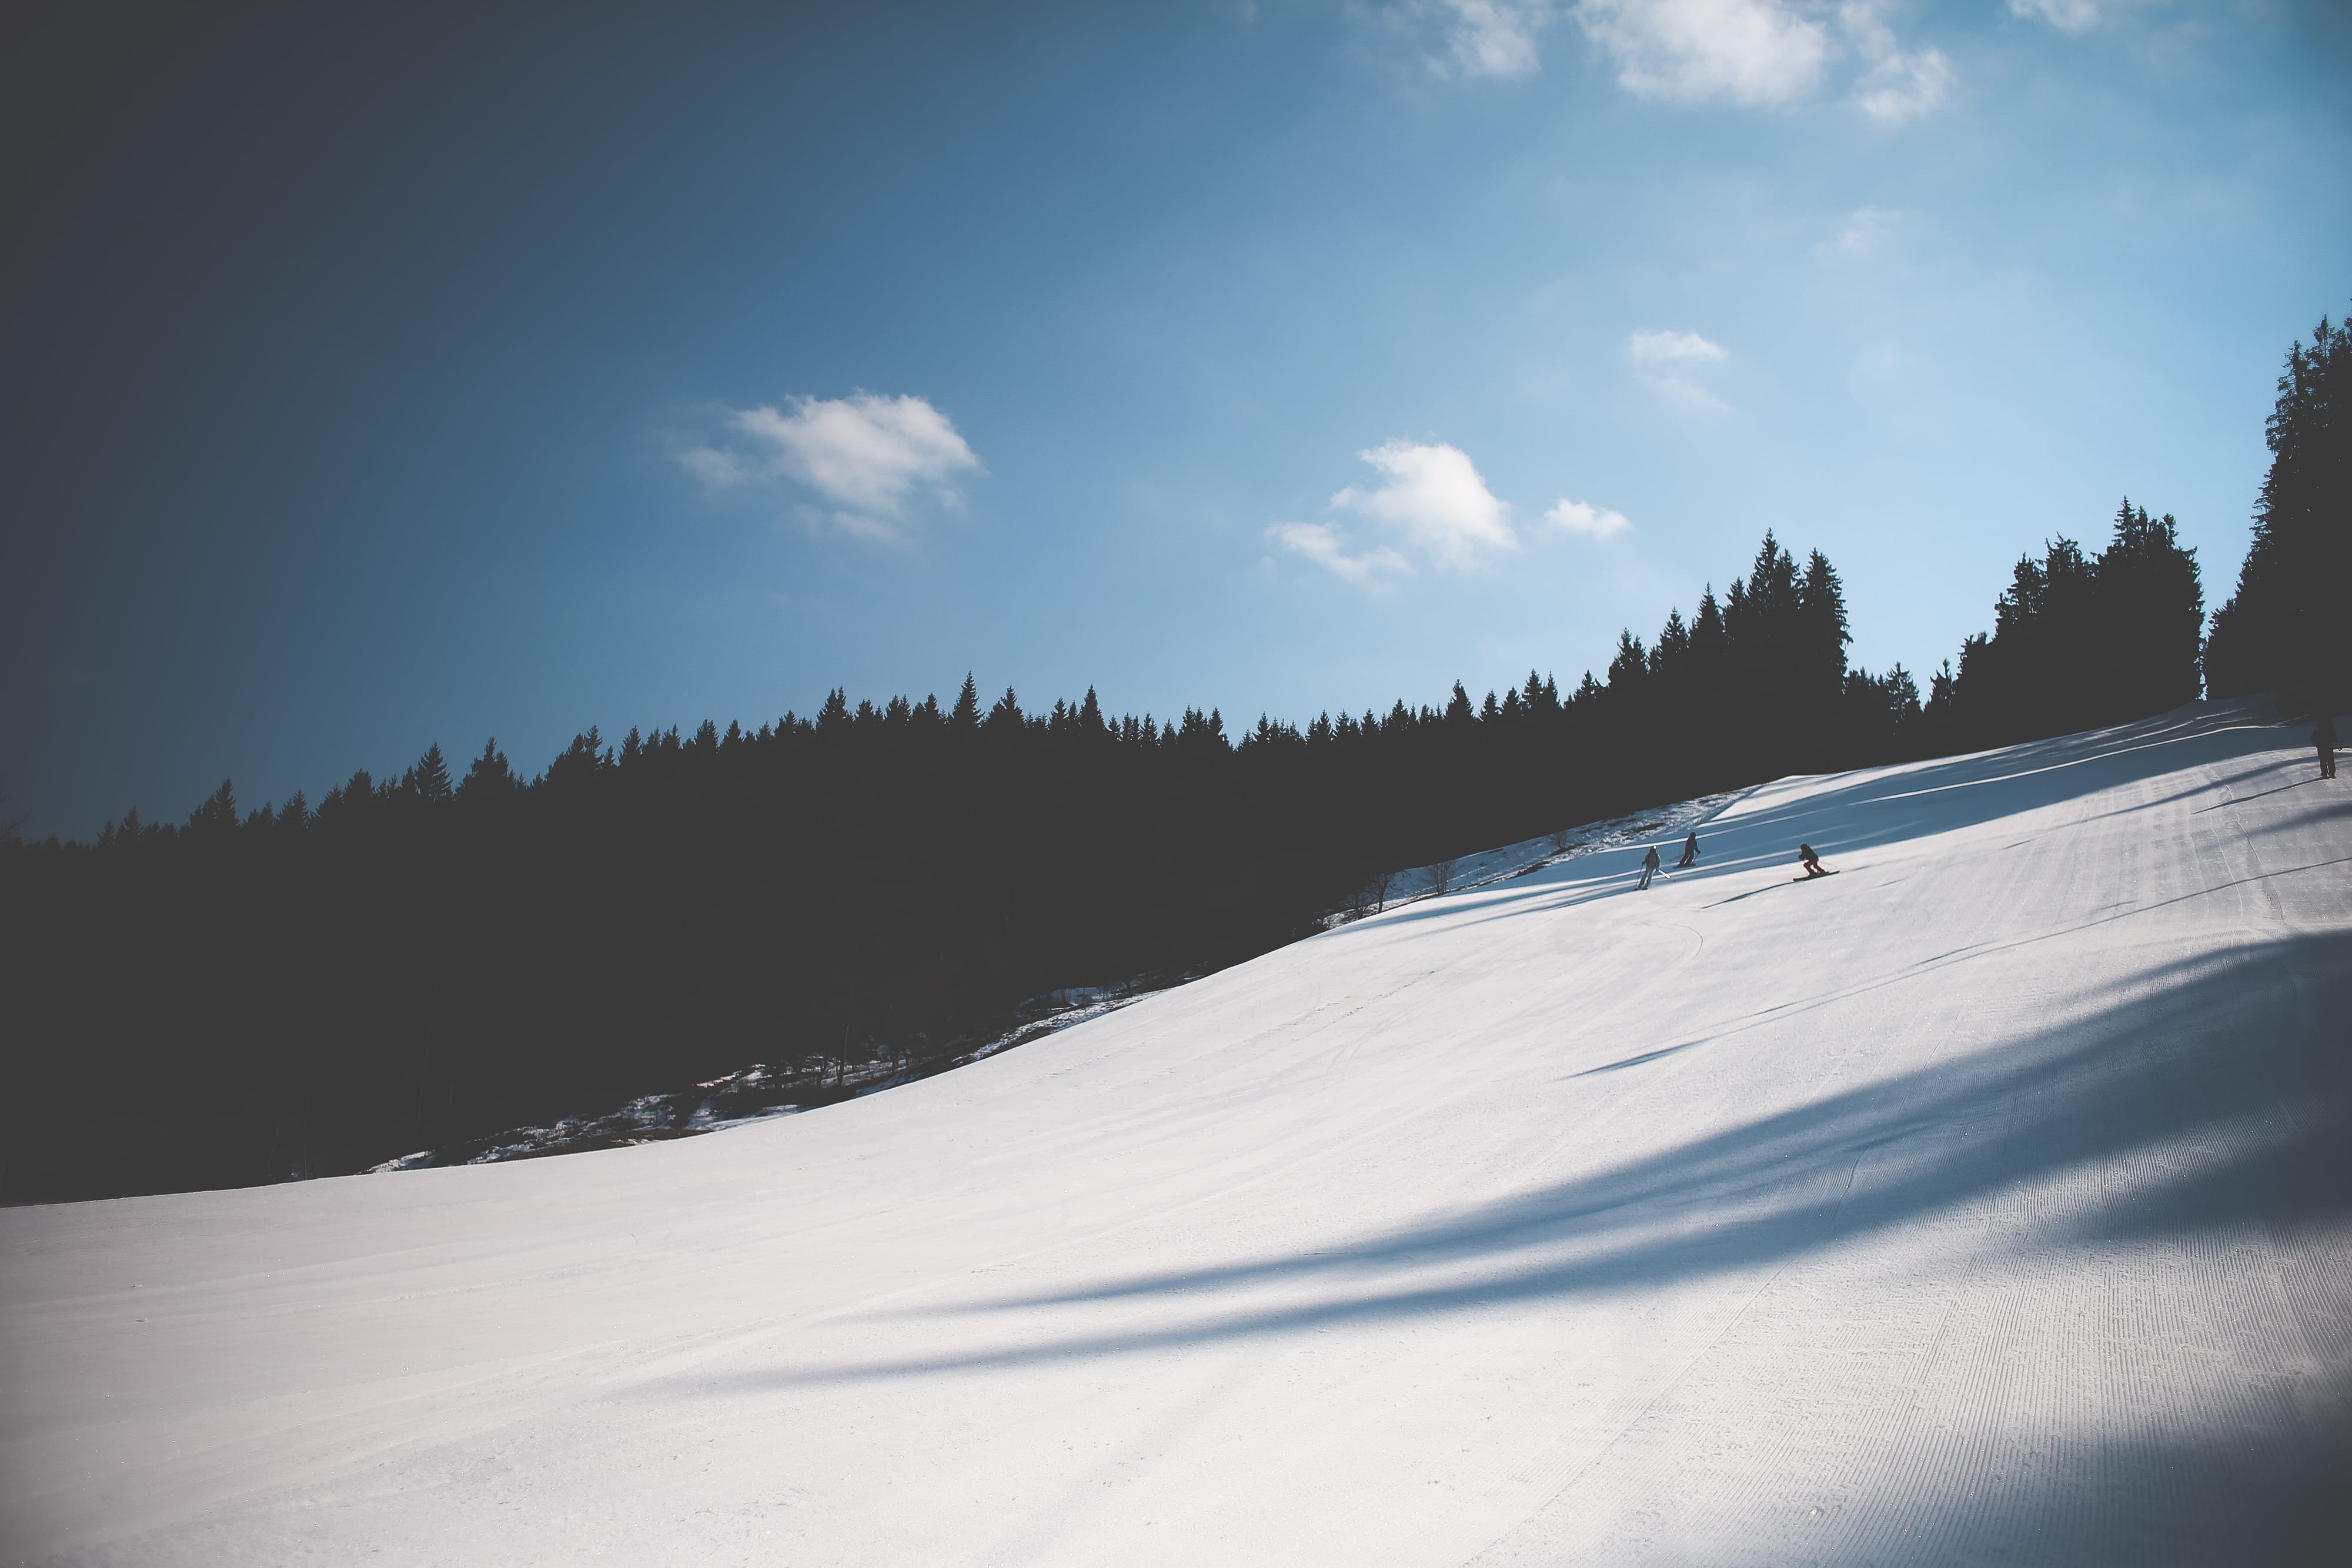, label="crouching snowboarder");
[1636,845,1661,890]
[1797,842,1829,878]
[1675,831,1699,868]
